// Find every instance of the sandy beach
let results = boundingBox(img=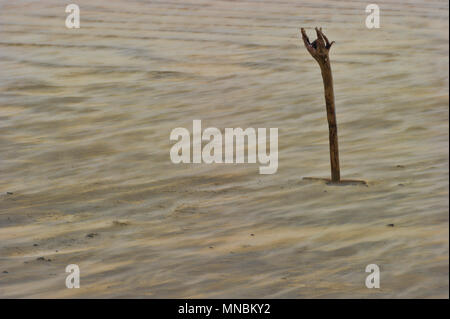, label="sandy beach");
[0,0,448,298]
